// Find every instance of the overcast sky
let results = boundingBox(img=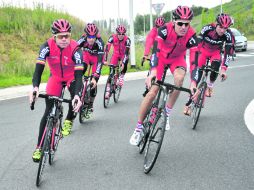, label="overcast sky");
[2,0,231,22]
